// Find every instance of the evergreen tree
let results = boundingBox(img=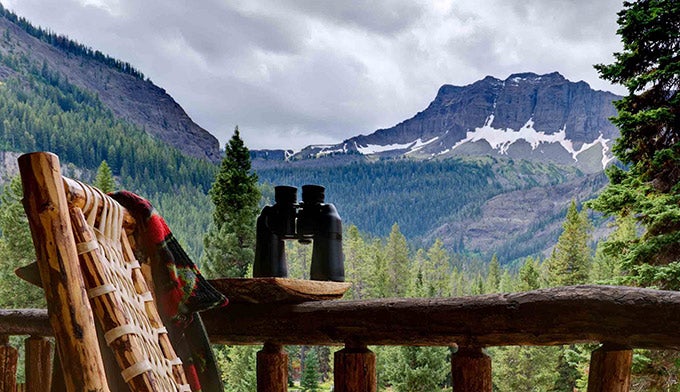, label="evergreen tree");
[385,346,449,392]
[367,238,390,298]
[546,201,593,286]
[485,254,501,293]
[592,215,638,284]
[93,160,116,193]
[518,256,541,291]
[202,127,260,278]
[384,223,411,297]
[0,176,44,308]
[300,347,319,392]
[344,225,371,299]
[423,239,450,297]
[590,0,680,289]
[215,345,257,392]
[550,350,580,392]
